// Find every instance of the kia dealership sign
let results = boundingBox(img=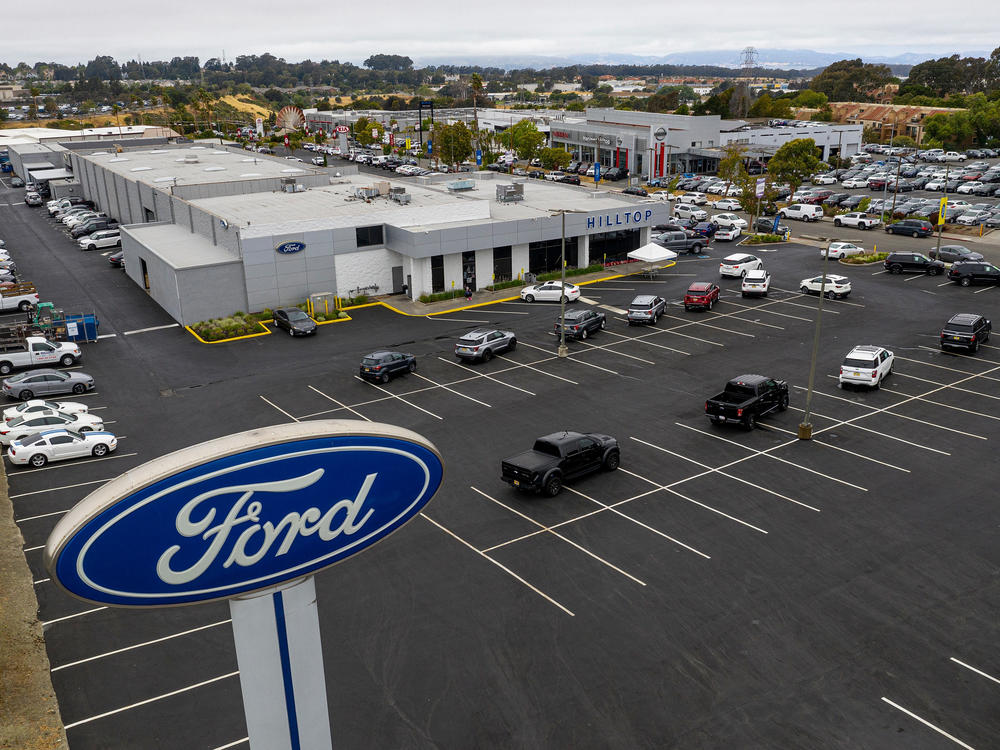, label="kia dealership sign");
[45,421,444,607]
